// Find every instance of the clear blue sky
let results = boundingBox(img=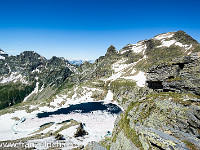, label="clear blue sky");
[0,0,200,60]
